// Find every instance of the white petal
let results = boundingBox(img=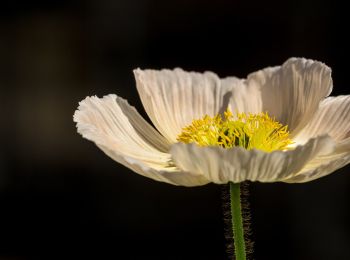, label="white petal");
[294,95,350,144]
[98,144,209,187]
[170,135,335,184]
[134,68,261,143]
[247,58,332,136]
[74,95,209,186]
[285,95,350,182]
[283,152,350,183]
[221,76,262,114]
[283,138,350,182]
